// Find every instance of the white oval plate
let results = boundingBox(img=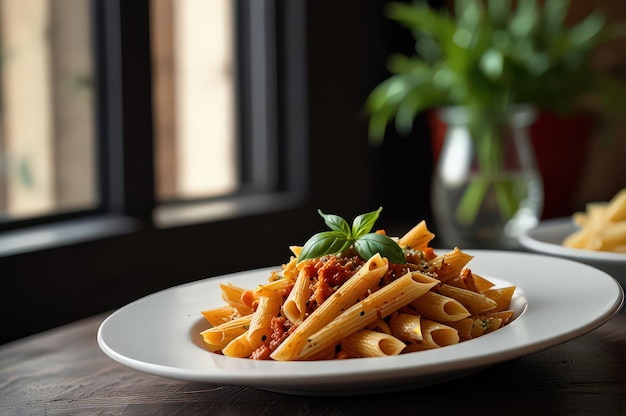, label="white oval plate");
[97,250,623,396]
[519,217,626,286]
